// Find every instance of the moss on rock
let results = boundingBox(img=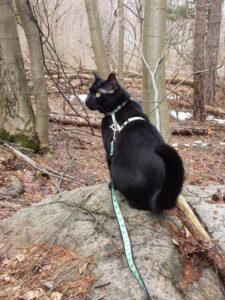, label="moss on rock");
[0,128,39,152]
[0,128,10,141]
